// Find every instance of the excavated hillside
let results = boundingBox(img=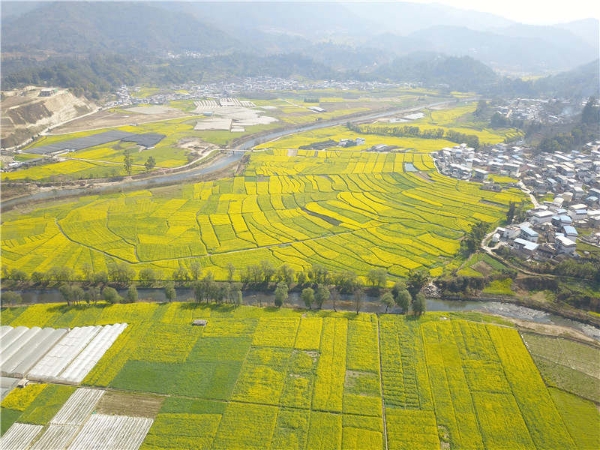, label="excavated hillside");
[1,87,97,148]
